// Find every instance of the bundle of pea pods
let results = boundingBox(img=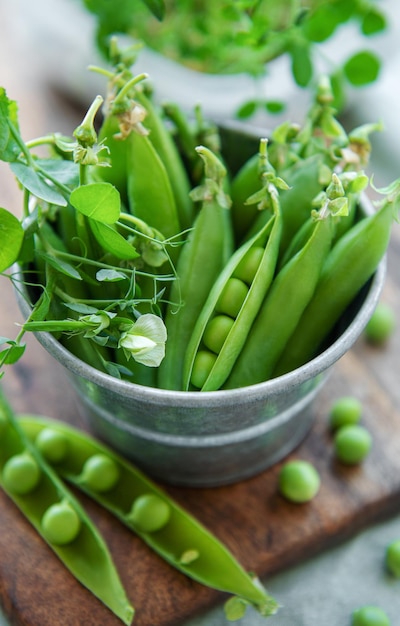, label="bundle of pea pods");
[5,51,399,392]
[87,62,395,393]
